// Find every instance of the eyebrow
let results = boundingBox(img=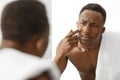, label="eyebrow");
[80,19,99,24]
[79,19,87,22]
